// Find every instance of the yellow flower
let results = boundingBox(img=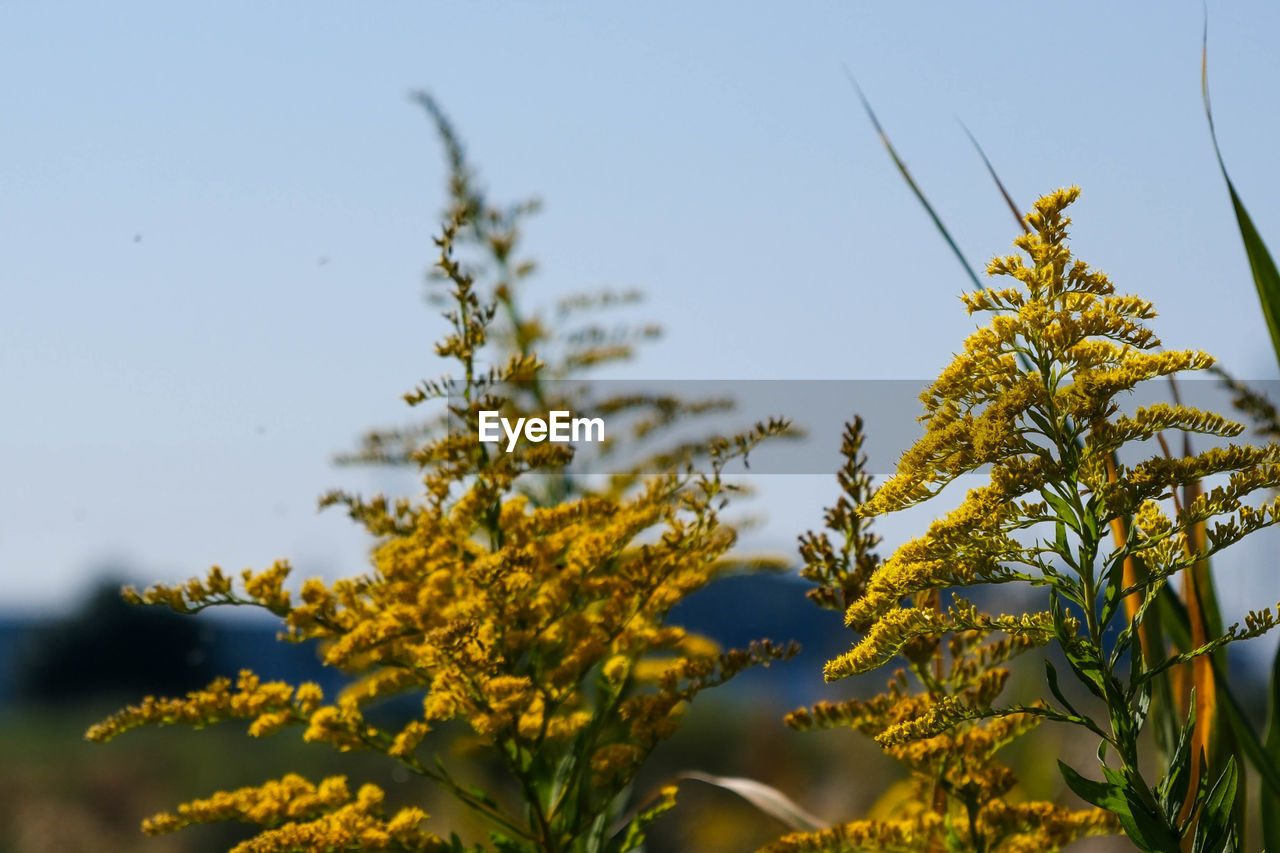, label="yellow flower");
[87,97,793,851]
